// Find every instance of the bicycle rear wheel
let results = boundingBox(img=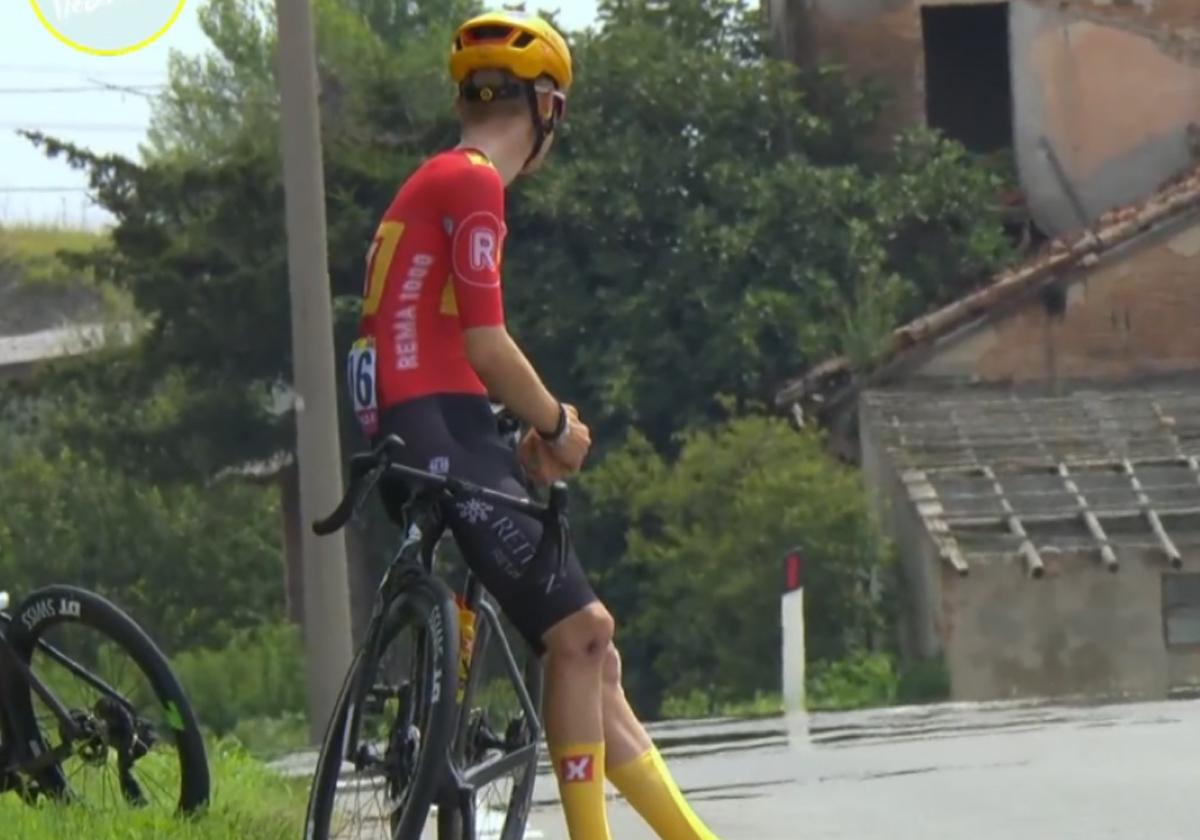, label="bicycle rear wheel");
[305,575,459,840]
[2,585,210,815]
[439,599,544,840]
